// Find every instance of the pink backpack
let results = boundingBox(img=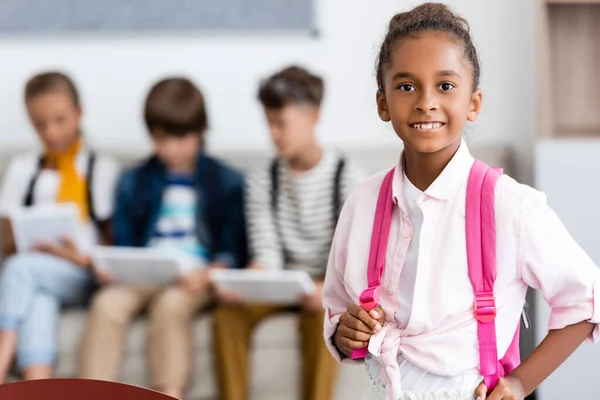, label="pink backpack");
[350,159,520,390]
